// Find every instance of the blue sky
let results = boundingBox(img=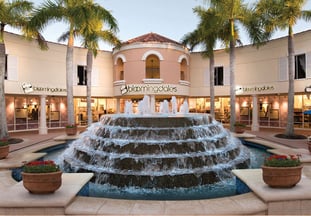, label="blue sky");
[6,0,311,51]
